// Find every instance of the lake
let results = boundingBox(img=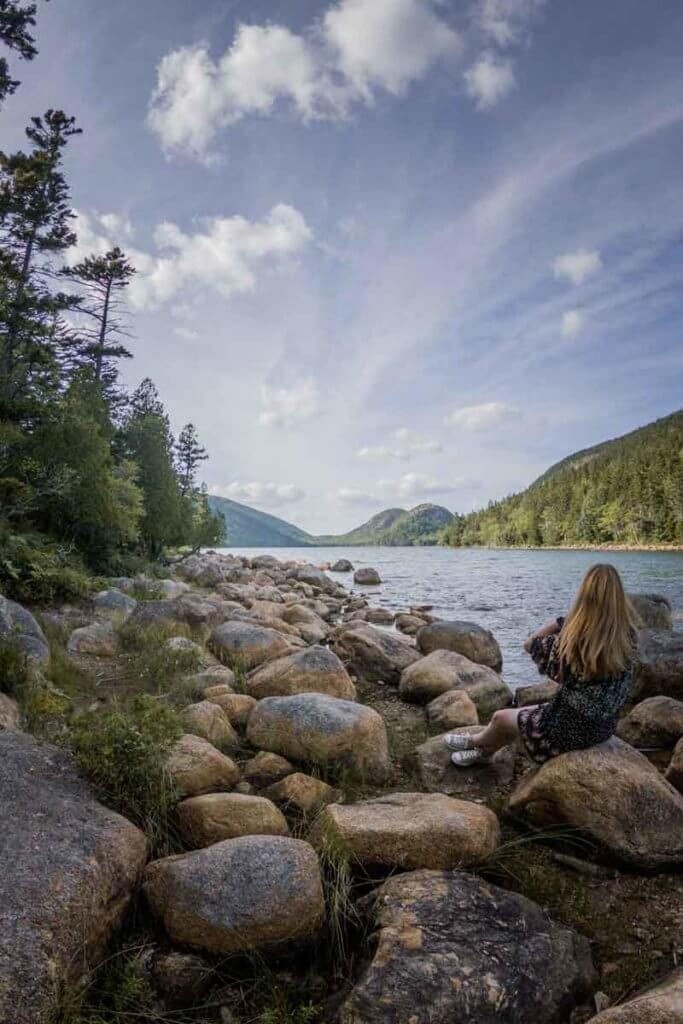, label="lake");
[217,546,683,687]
